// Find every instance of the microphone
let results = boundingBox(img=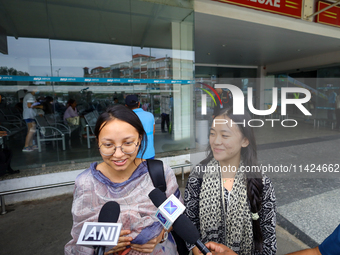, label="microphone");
[148,188,210,255]
[148,187,167,207]
[98,201,120,223]
[96,201,120,255]
[76,201,121,254]
[148,188,185,230]
[172,215,210,255]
